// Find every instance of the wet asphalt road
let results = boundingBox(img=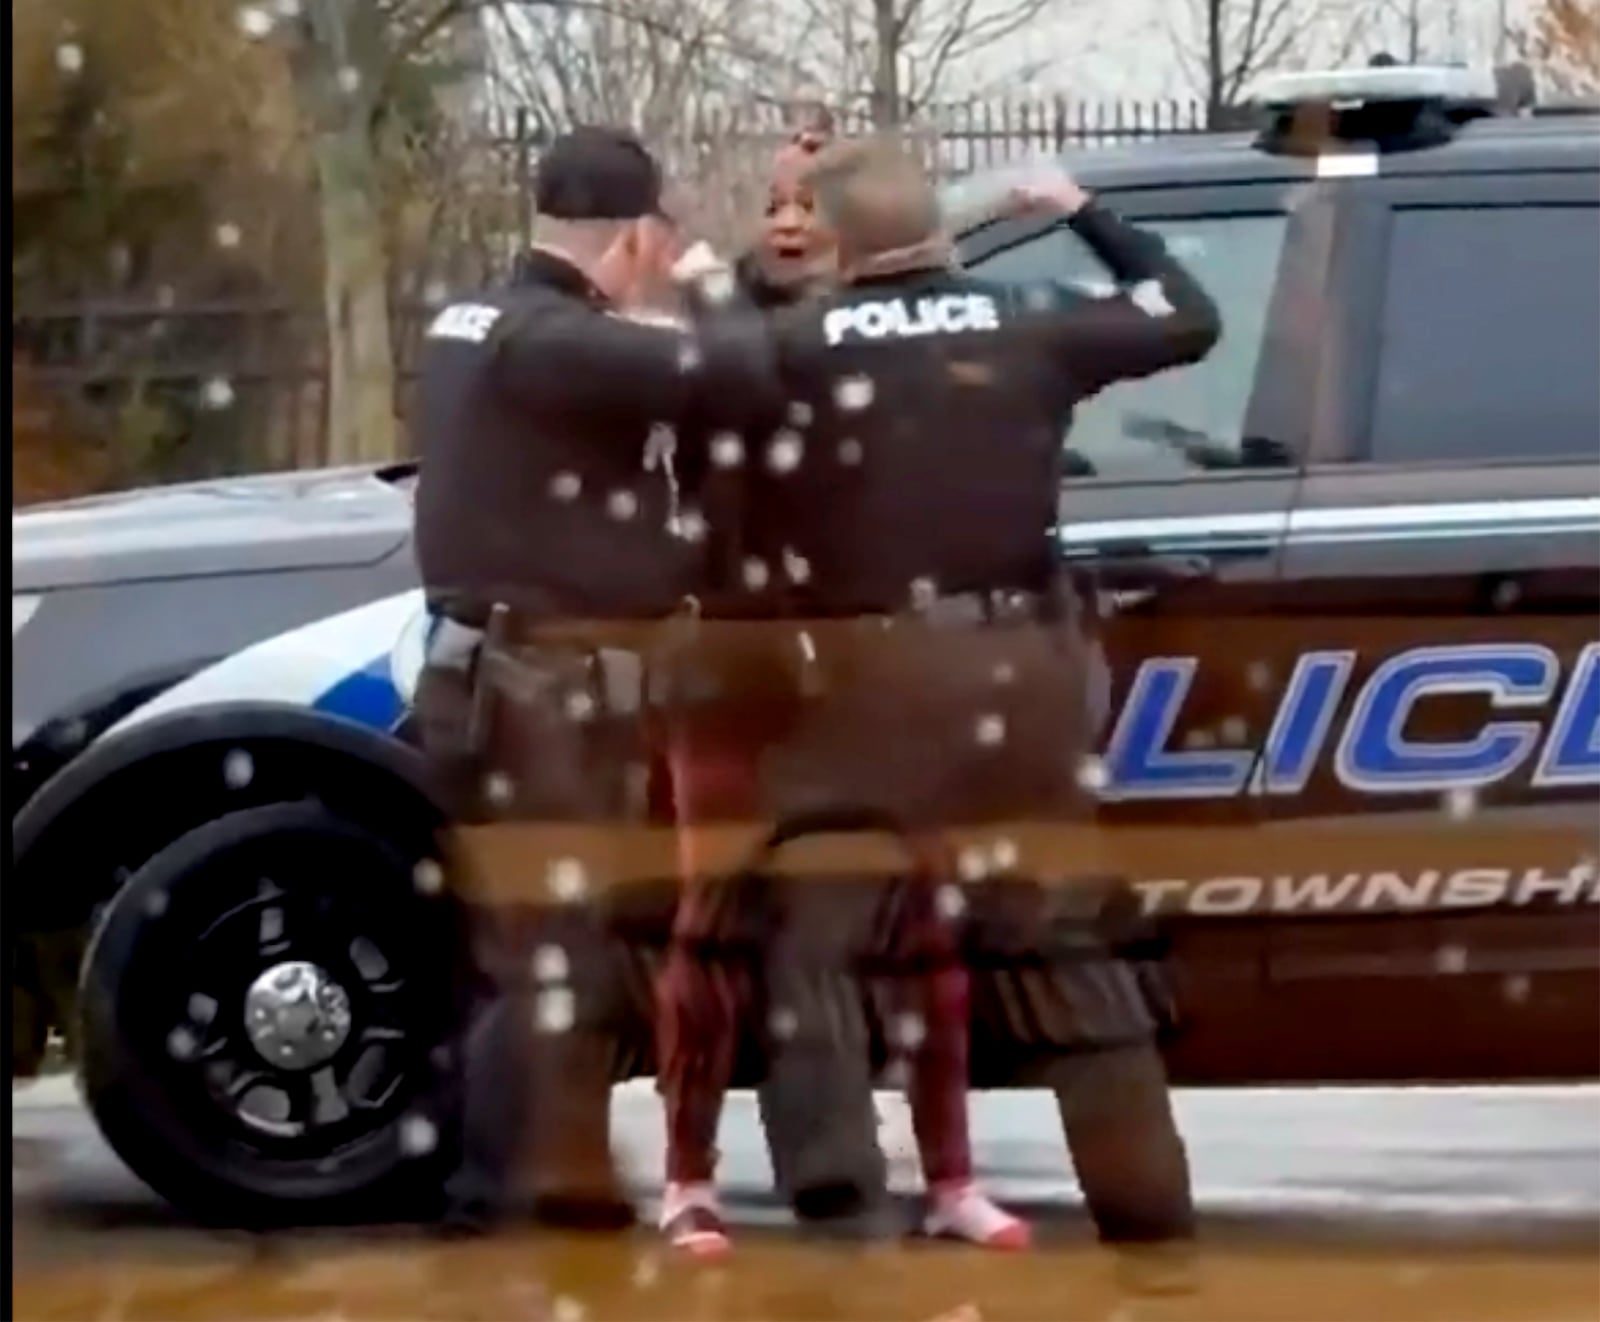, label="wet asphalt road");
[13,1078,1600,1320]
